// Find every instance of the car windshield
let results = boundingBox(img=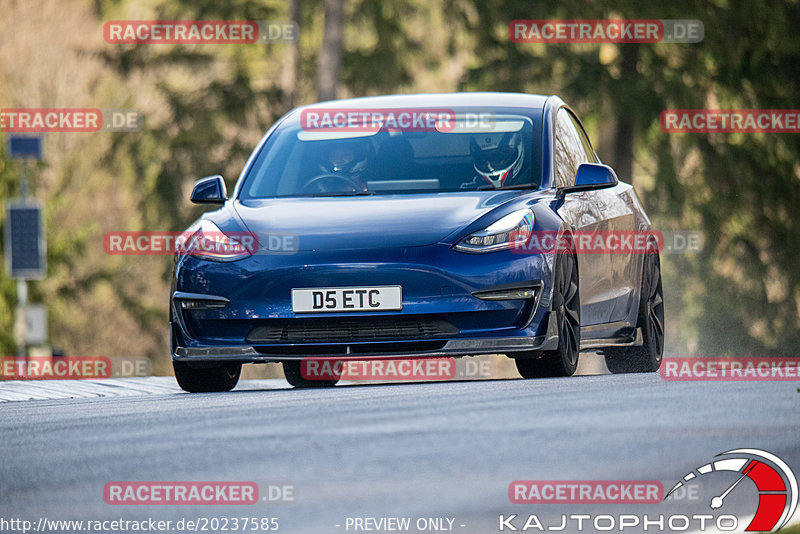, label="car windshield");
[239,111,542,198]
